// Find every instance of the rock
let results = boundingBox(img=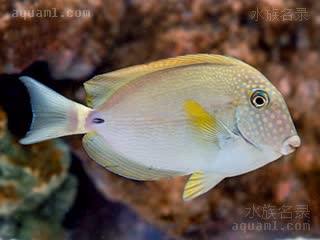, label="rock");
[0,0,124,79]
[0,108,77,239]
